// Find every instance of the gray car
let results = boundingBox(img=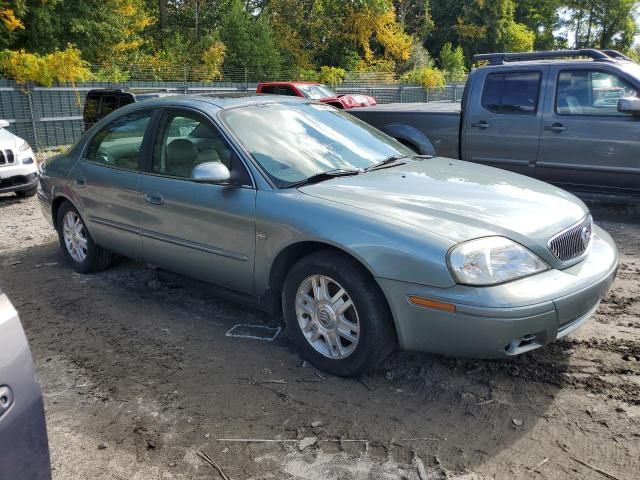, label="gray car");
[37,95,618,377]
[0,290,51,479]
